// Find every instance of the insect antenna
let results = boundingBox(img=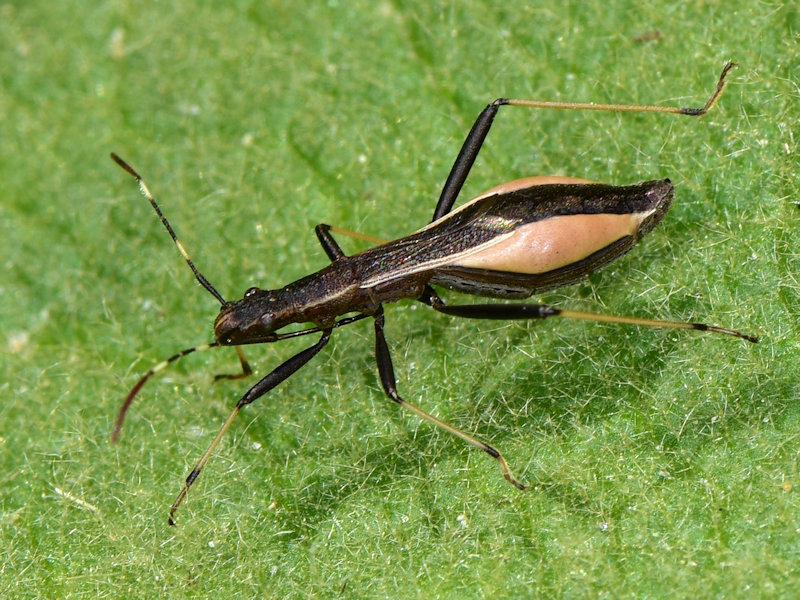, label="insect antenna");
[112,342,221,442]
[110,153,227,306]
[111,153,236,441]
